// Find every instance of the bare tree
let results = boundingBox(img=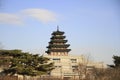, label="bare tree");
[77,54,95,80]
[93,55,120,80]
